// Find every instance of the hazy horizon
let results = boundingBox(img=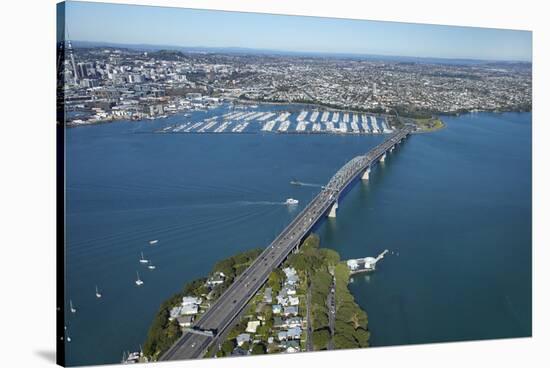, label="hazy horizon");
[62,1,533,62]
